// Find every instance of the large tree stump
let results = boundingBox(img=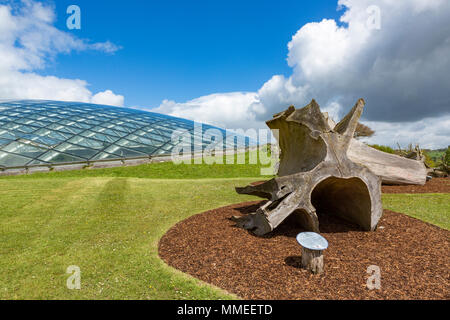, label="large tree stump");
[233,99,427,235]
[233,99,384,235]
